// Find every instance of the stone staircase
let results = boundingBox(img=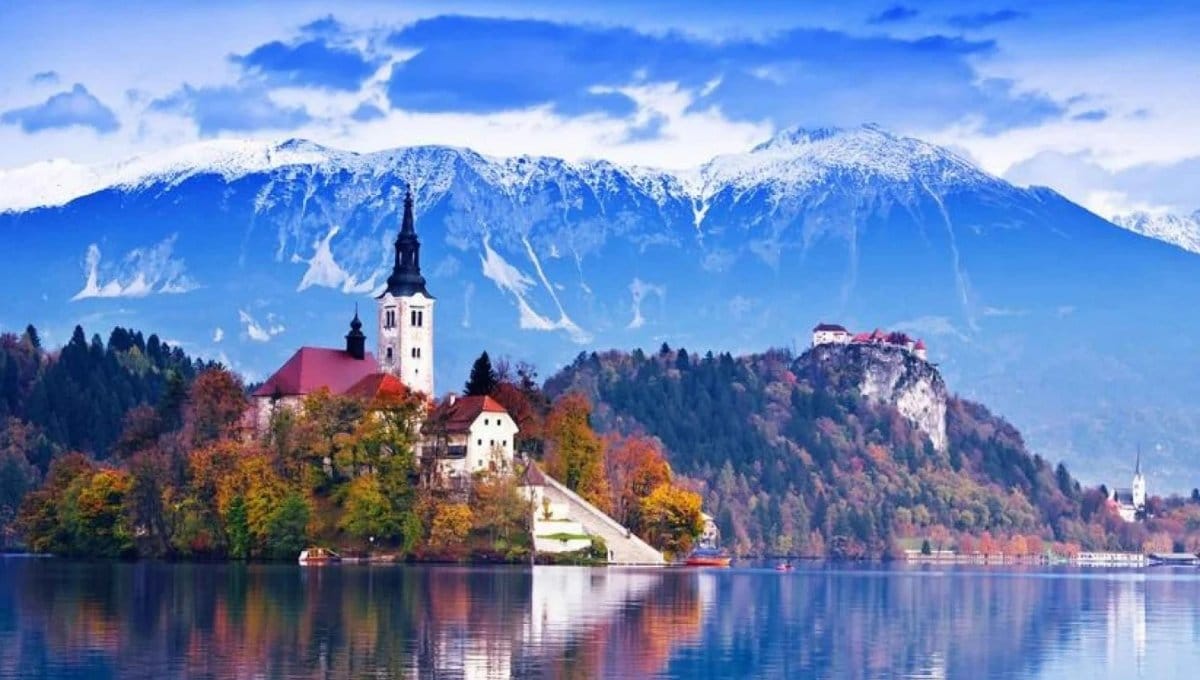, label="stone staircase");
[540,474,665,566]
